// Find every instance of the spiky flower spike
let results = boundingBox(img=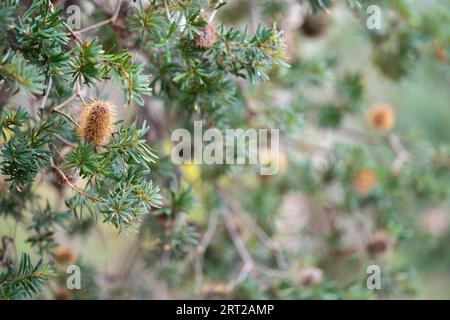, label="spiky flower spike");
[78,99,115,145]
[367,104,395,132]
